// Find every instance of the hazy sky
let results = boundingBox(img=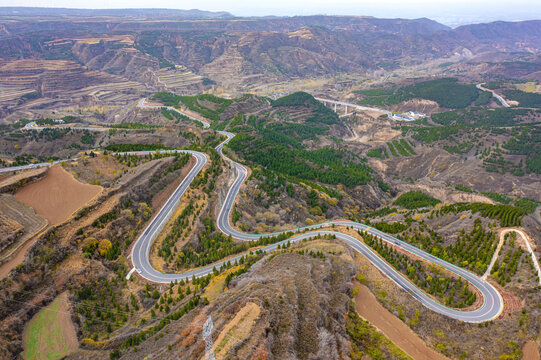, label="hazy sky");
[2,0,540,26]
